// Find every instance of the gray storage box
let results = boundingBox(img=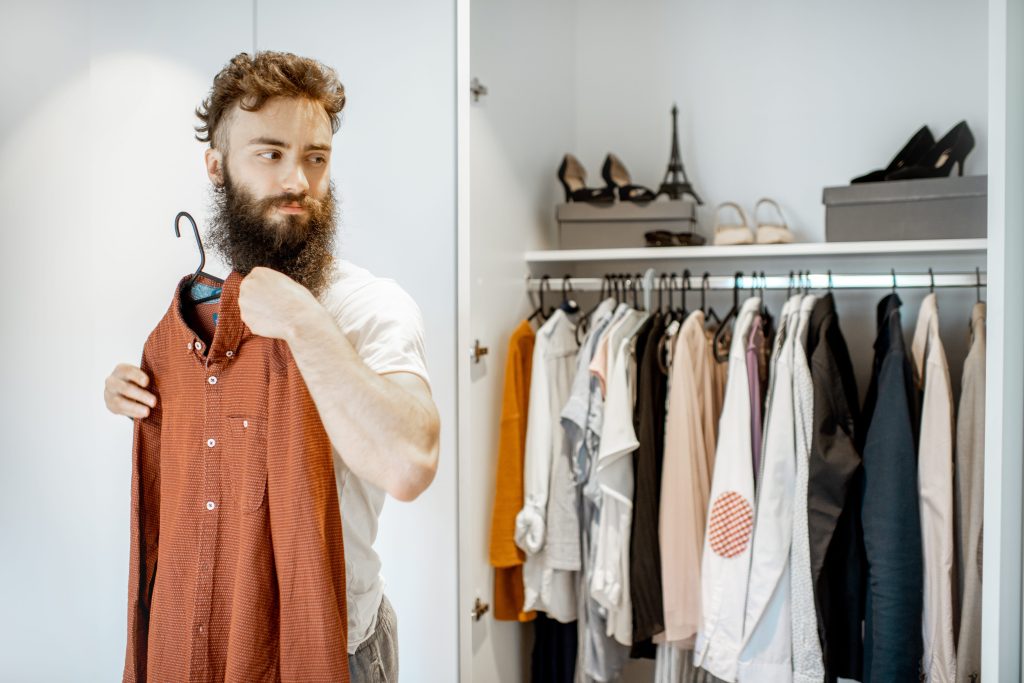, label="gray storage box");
[556,199,697,249]
[823,175,986,242]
